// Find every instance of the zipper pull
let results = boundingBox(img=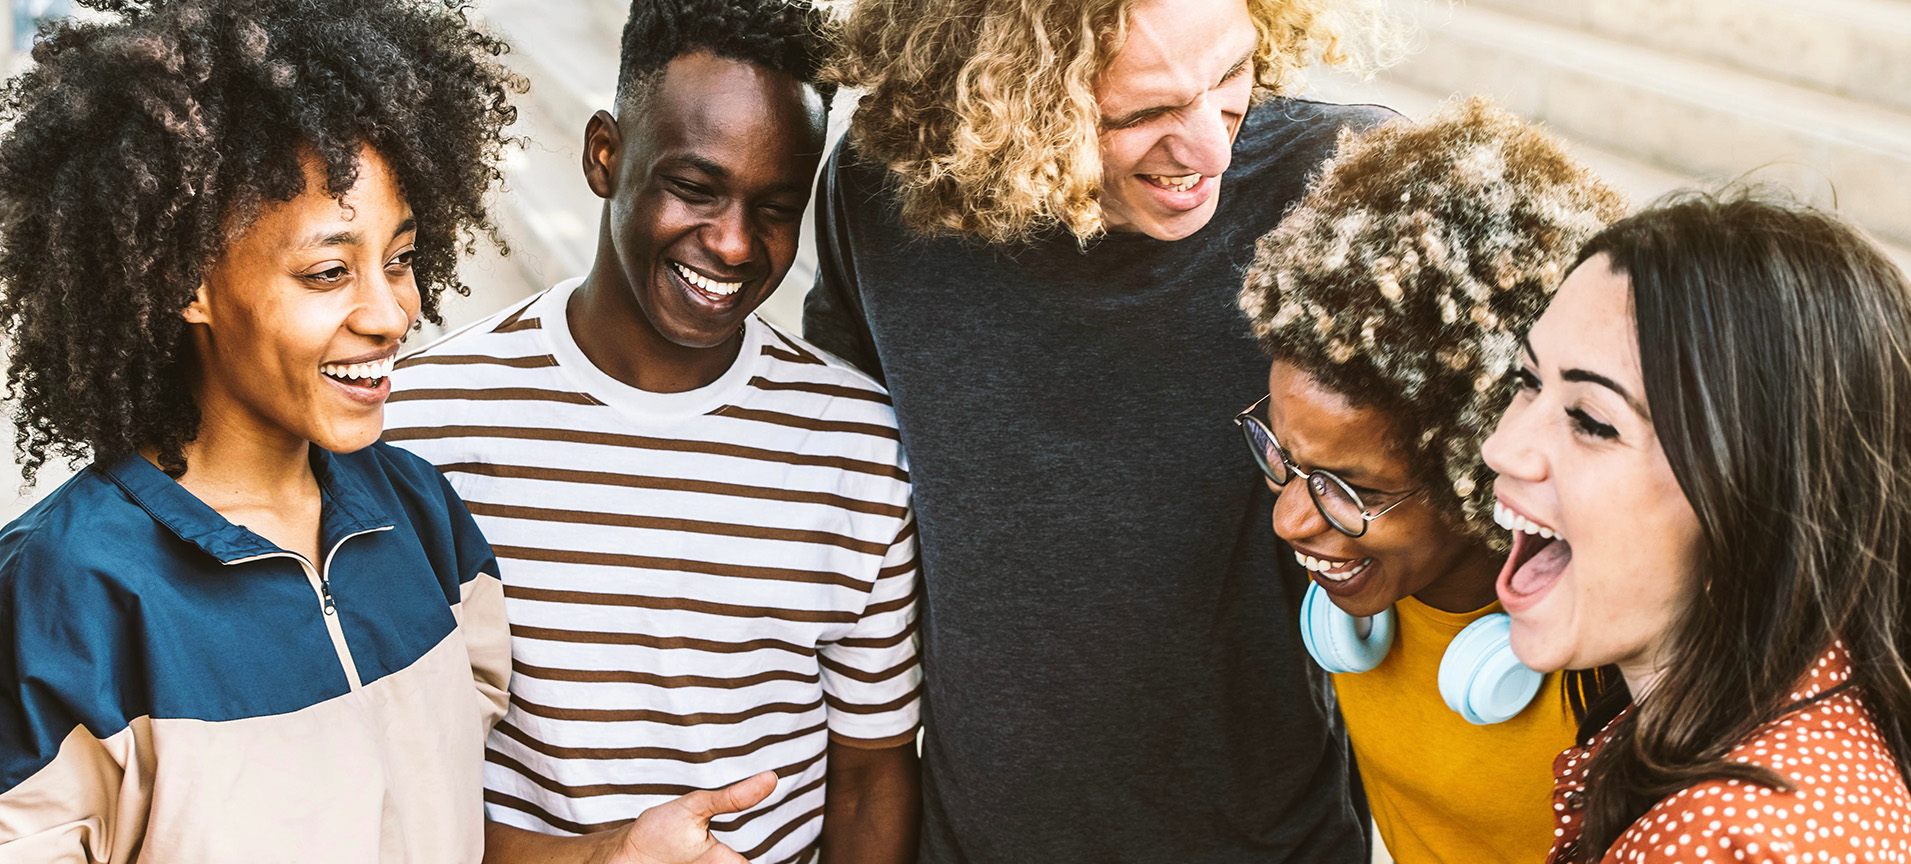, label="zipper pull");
[321,576,337,615]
